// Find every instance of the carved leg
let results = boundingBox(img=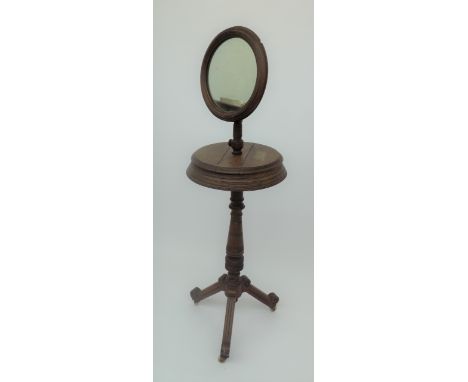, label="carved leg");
[241,275,279,311]
[219,296,236,362]
[190,275,226,303]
